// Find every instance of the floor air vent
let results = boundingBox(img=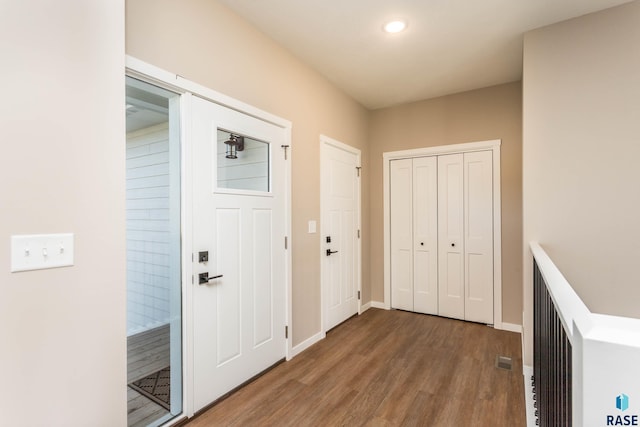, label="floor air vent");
[495,355,513,371]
